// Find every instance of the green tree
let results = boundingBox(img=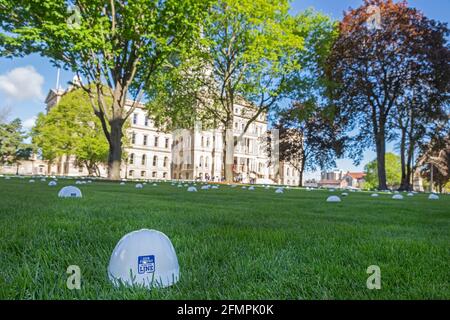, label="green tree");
[364,153,402,190]
[32,89,110,177]
[148,0,307,182]
[272,10,344,186]
[0,118,33,174]
[1,0,212,180]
